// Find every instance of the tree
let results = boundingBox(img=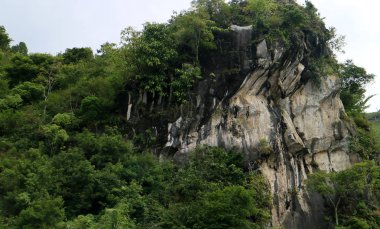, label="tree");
[65,214,96,229]
[0,105,42,138]
[172,186,267,229]
[11,81,44,103]
[0,26,11,50]
[11,42,28,55]
[40,124,69,154]
[79,96,104,125]
[0,78,9,98]
[66,202,135,229]
[172,10,216,62]
[172,63,201,103]
[28,54,62,118]
[0,149,55,216]
[280,4,308,31]
[168,146,246,202]
[2,2,378,228]
[0,94,23,110]
[339,60,375,114]
[15,197,65,229]
[244,0,279,32]
[228,0,252,26]
[307,161,380,227]
[159,147,271,228]
[307,172,343,226]
[51,149,96,217]
[122,23,177,95]
[52,112,79,130]
[74,129,133,168]
[6,54,39,86]
[191,0,232,28]
[89,132,133,168]
[97,202,135,229]
[350,127,379,160]
[245,0,278,20]
[62,47,93,64]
